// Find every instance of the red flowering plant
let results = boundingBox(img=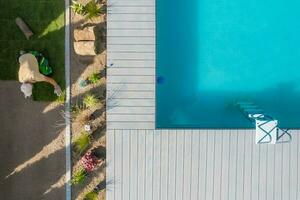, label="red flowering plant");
[81,151,99,172]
